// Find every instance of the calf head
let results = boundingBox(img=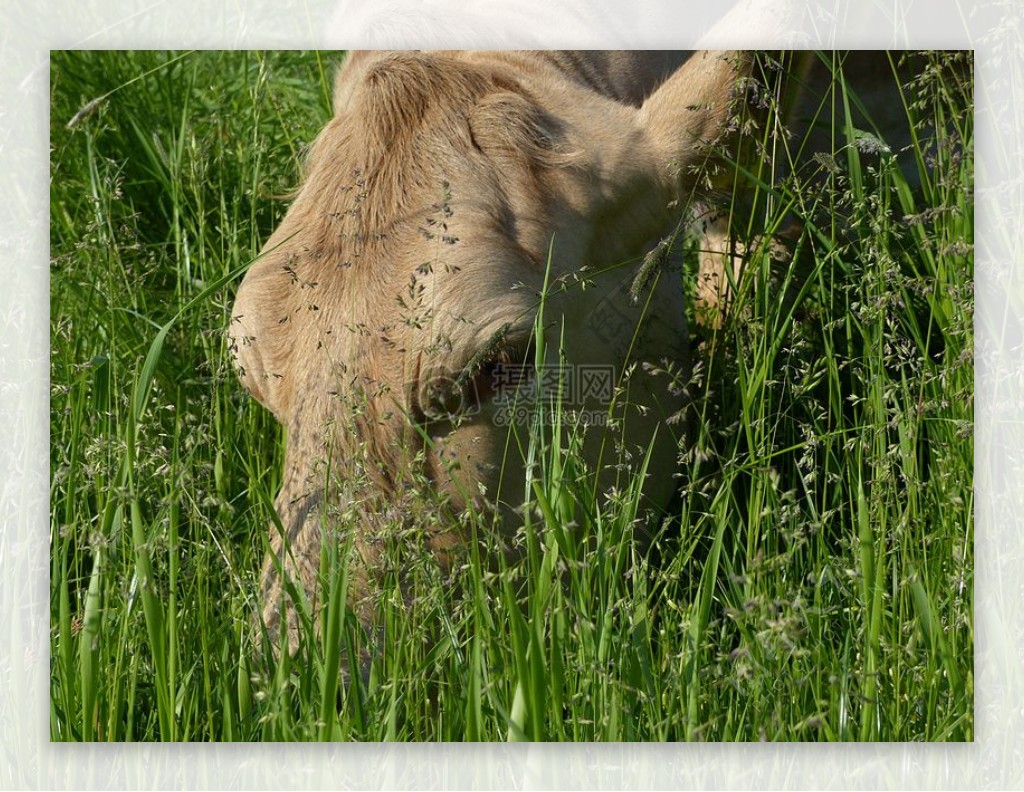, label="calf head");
[229,50,747,647]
